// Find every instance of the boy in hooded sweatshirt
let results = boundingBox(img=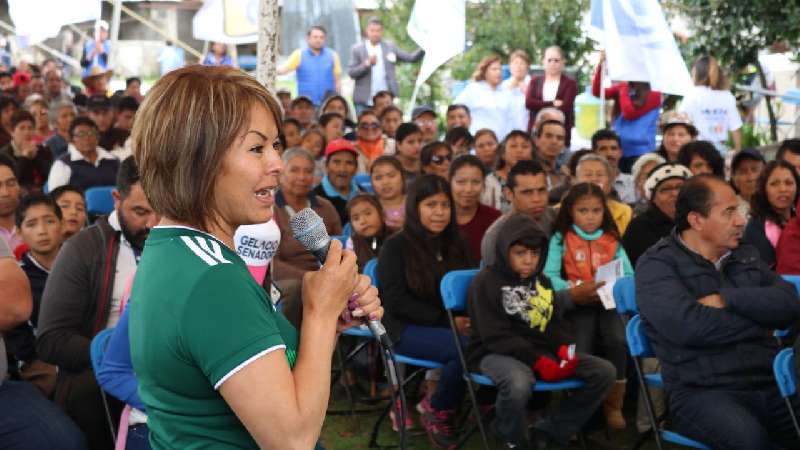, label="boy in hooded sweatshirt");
[467,214,615,449]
